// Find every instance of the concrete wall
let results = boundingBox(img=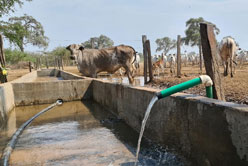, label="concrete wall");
[0,71,37,127]
[12,79,93,106]
[0,83,15,127]
[0,69,89,126]
[92,79,248,166]
[37,69,84,80]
